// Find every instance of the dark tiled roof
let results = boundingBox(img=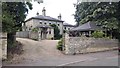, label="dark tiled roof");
[70,22,103,31]
[63,23,75,27]
[25,15,64,22]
